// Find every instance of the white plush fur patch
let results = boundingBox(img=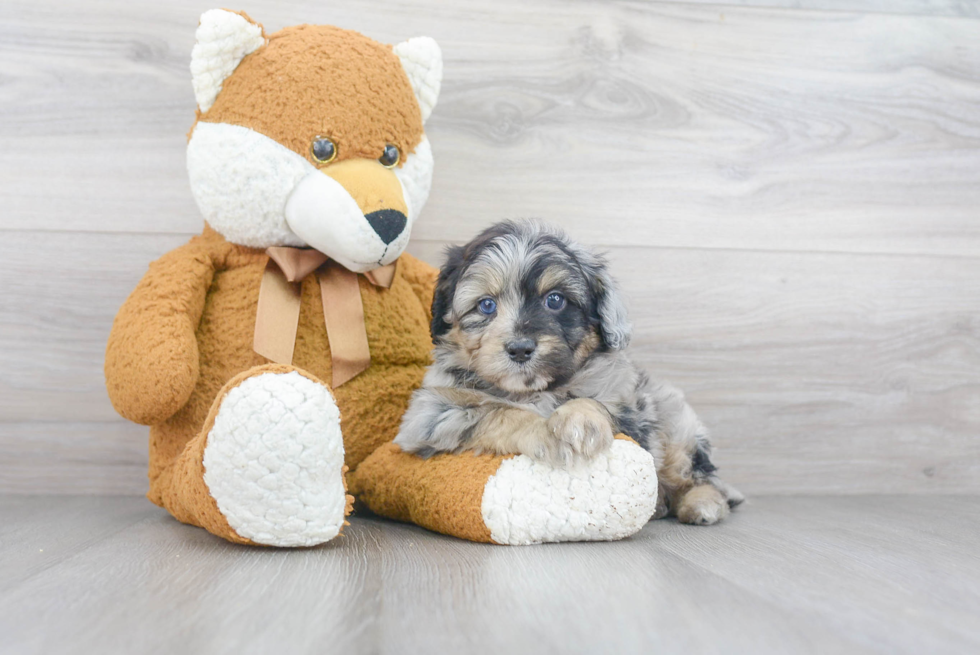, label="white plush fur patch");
[395,136,434,227]
[187,122,311,249]
[282,138,434,271]
[191,9,265,113]
[481,440,658,545]
[187,122,435,265]
[202,372,348,547]
[284,172,383,272]
[393,37,442,123]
